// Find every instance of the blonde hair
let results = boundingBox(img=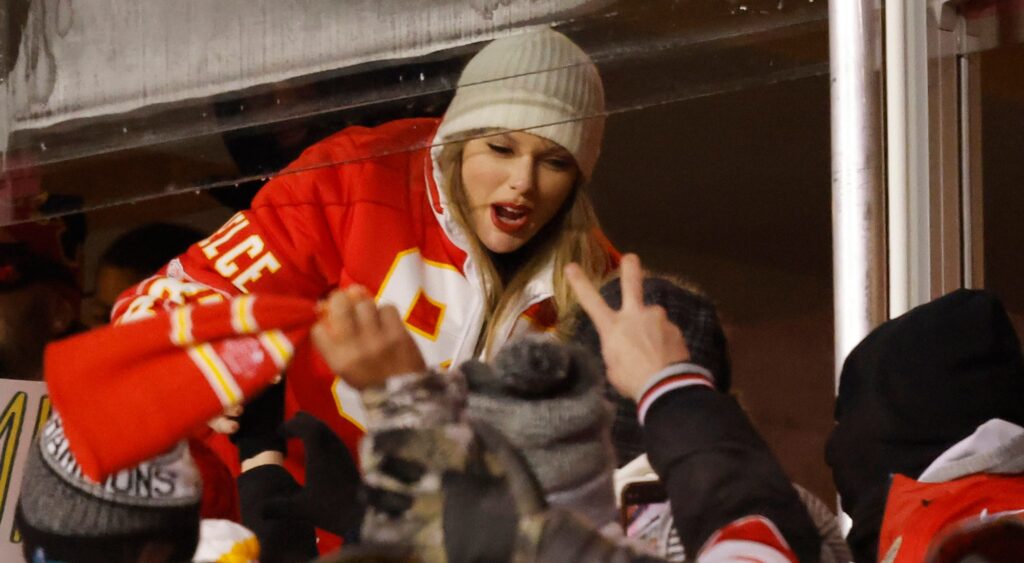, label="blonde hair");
[438,138,611,358]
